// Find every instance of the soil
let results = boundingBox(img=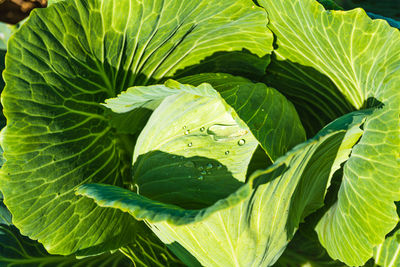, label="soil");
[0,0,47,24]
